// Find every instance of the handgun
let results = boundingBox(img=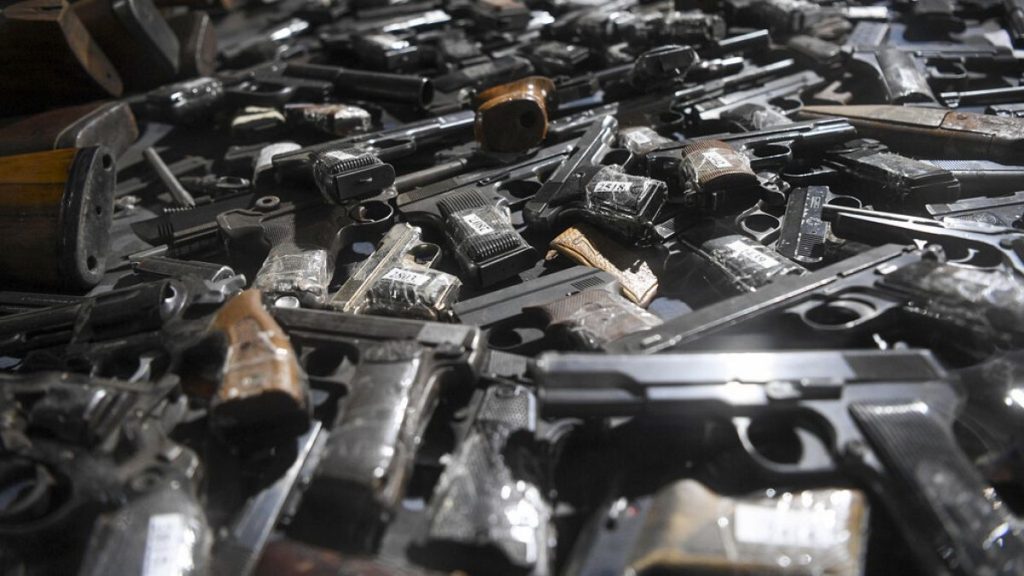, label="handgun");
[216,166,394,307]
[927,191,1024,228]
[396,141,573,287]
[532,348,1024,576]
[413,383,551,576]
[327,223,462,320]
[0,271,245,376]
[646,118,855,214]
[821,139,961,211]
[844,22,1017,104]
[775,185,835,265]
[271,306,484,551]
[0,372,209,575]
[607,244,1024,358]
[524,115,668,244]
[798,105,1024,164]
[0,147,116,291]
[823,204,1024,274]
[734,186,861,260]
